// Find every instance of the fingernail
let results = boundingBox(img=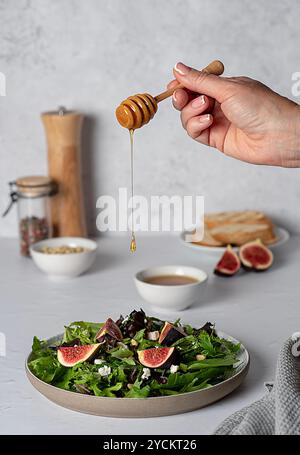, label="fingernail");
[174,62,191,76]
[173,90,178,102]
[192,95,206,108]
[199,114,211,123]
